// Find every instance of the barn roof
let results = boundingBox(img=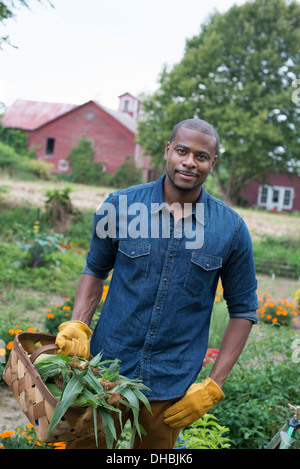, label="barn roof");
[2,99,78,130]
[2,98,137,134]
